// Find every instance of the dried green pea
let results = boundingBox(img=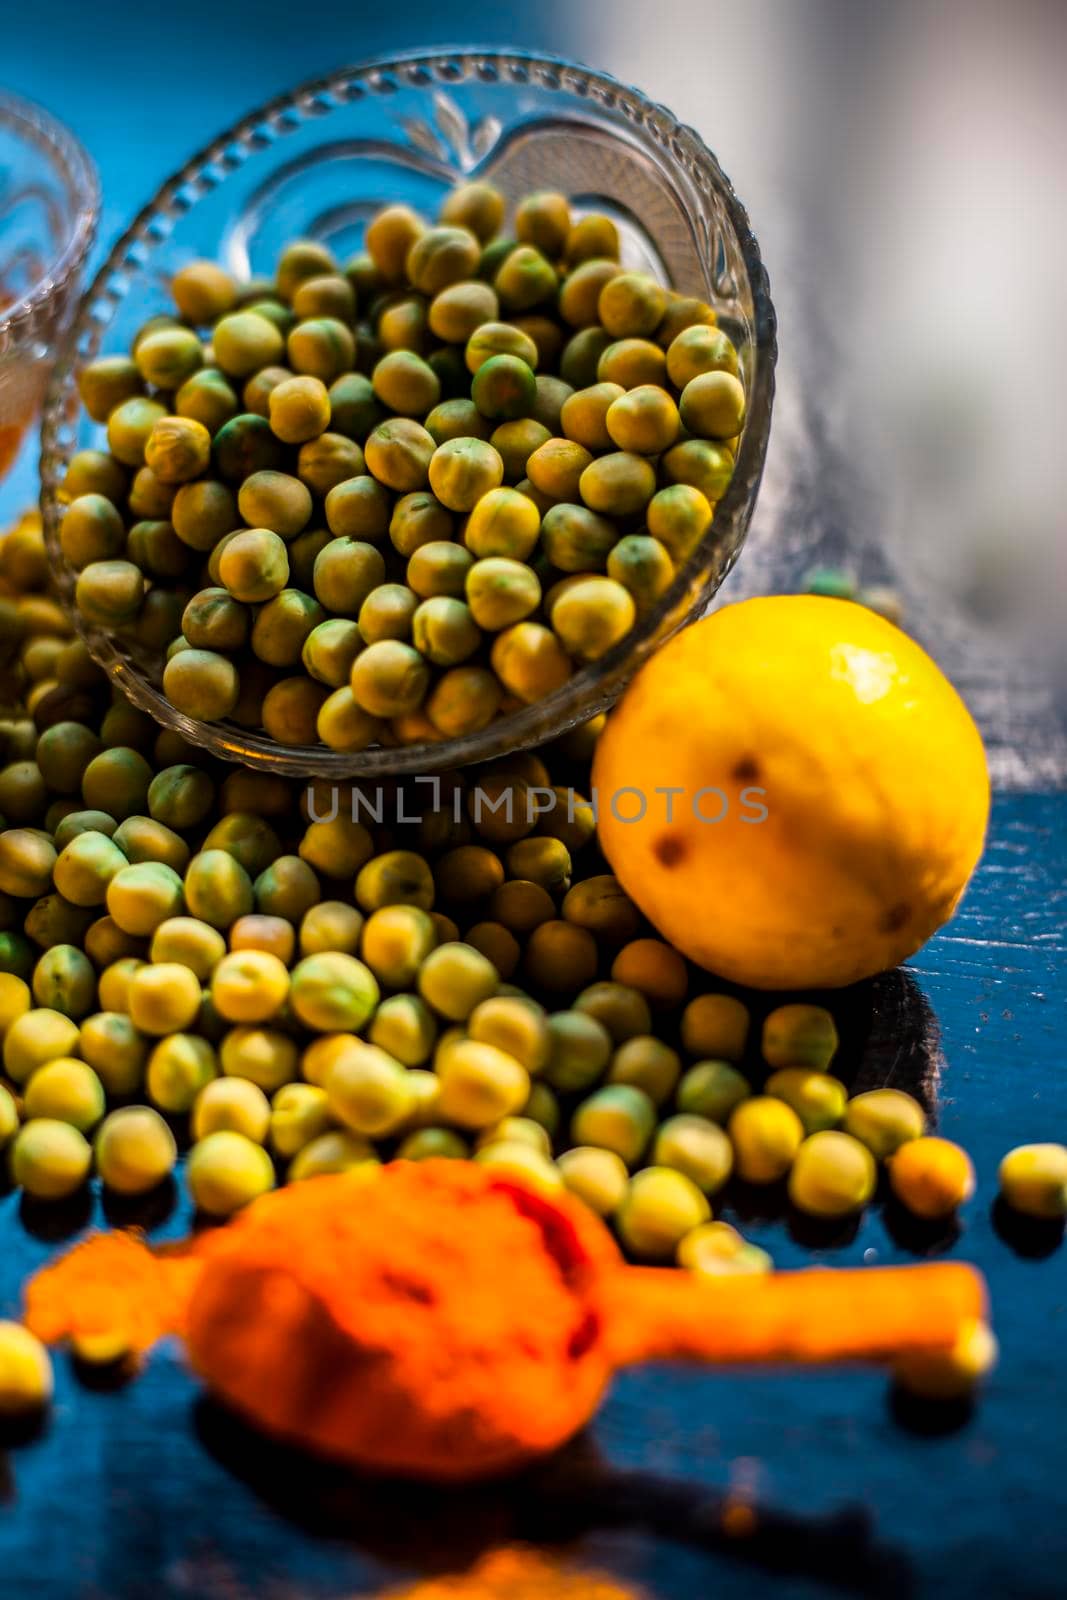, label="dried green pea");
[312,538,385,614]
[495,244,557,313]
[552,577,635,662]
[252,589,326,668]
[439,181,505,243]
[489,623,572,704]
[466,557,541,632]
[406,226,481,295]
[327,372,383,441]
[406,541,473,601]
[607,535,675,612]
[77,356,144,423]
[135,326,204,389]
[59,495,125,571]
[998,1143,1067,1220]
[425,667,502,738]
[287,317,355,383]
[412,597,480,667]
[465,322,538,375]
[364,419,436,493]
[424,398,492,446]
[766,1068,848,1135]
[540,503,616,573]
[212,311,286,379]
[106,397,167,468]
[176,369,239,432]
[788,1129,878,1218]
[75,561,145,627]
[324,475,391,543]
[302,618,365,687]
[661,439,734,503]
